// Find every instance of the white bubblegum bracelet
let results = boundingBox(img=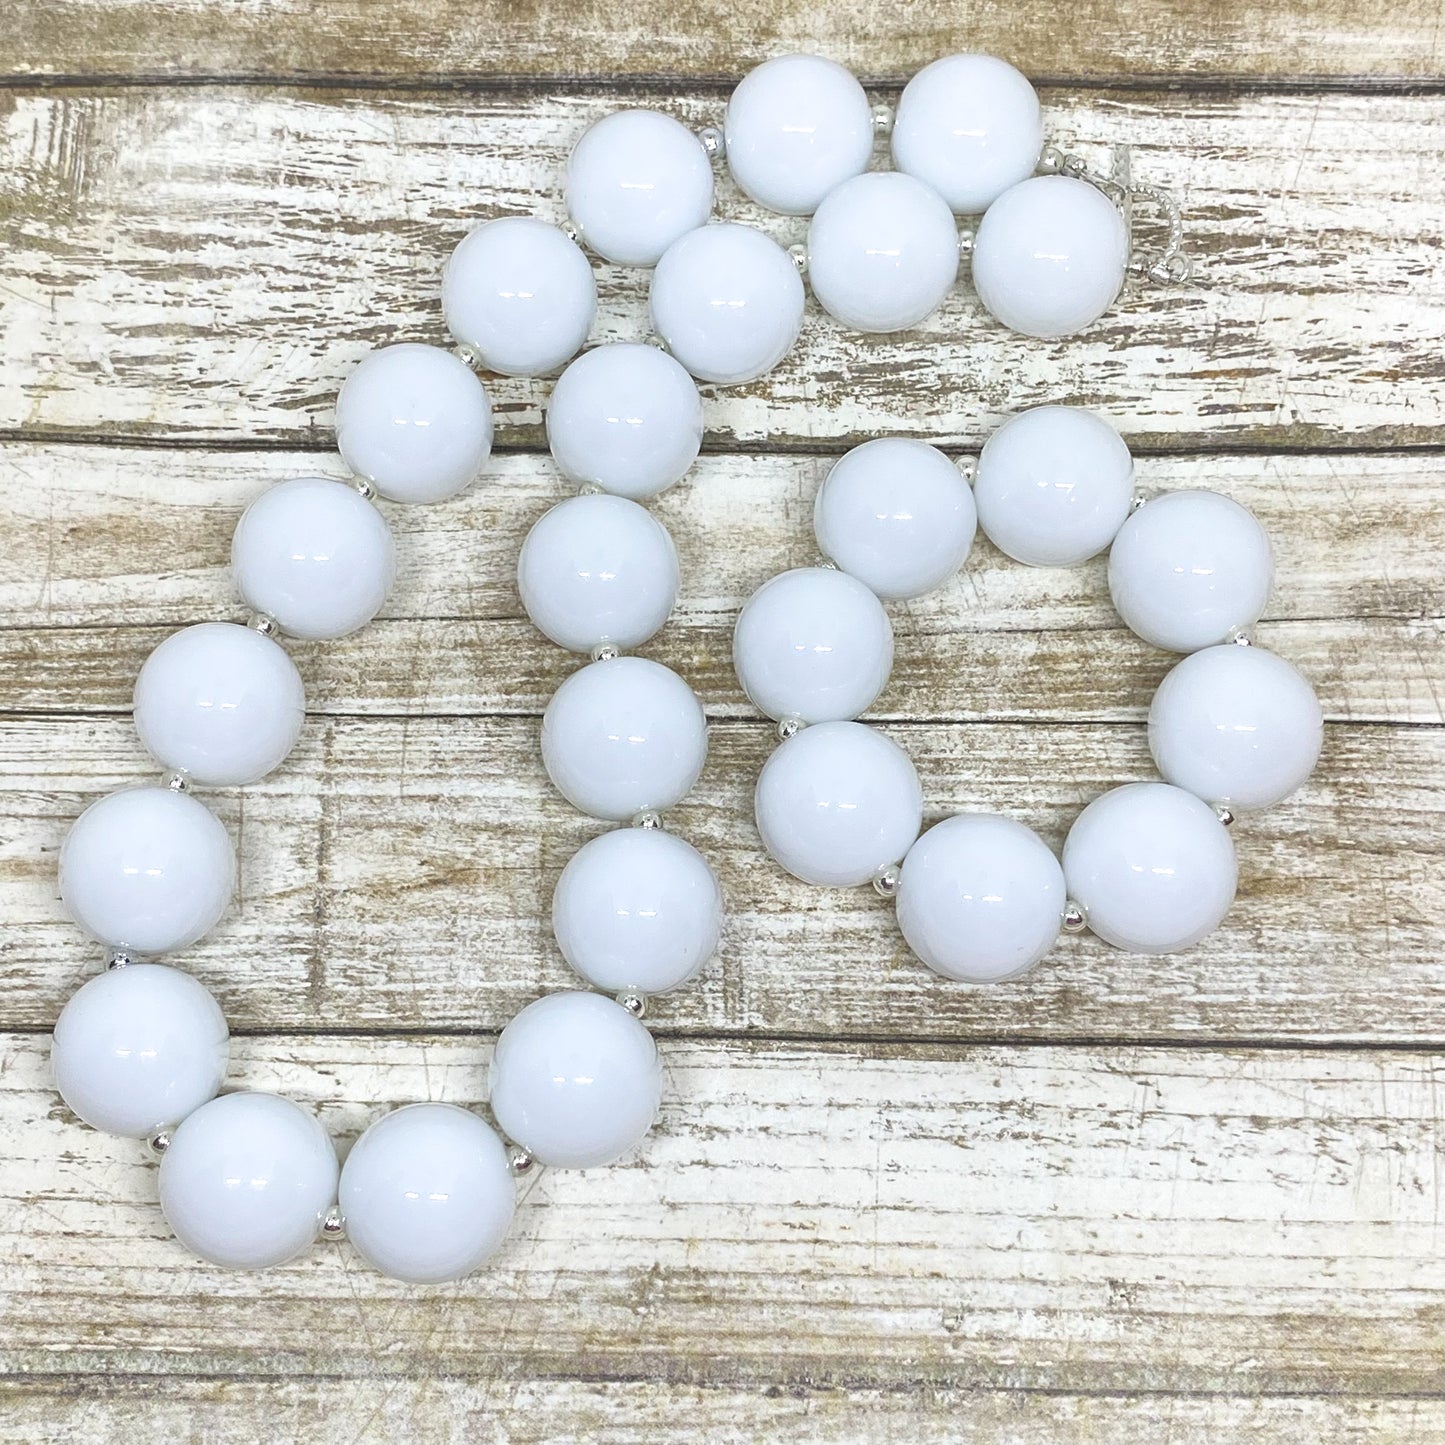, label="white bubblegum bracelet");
[47,51,1317,1283]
